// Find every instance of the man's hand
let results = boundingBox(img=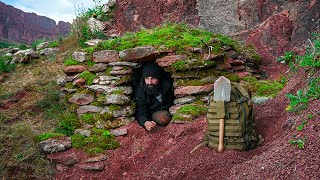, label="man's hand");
[144,121,156,131]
